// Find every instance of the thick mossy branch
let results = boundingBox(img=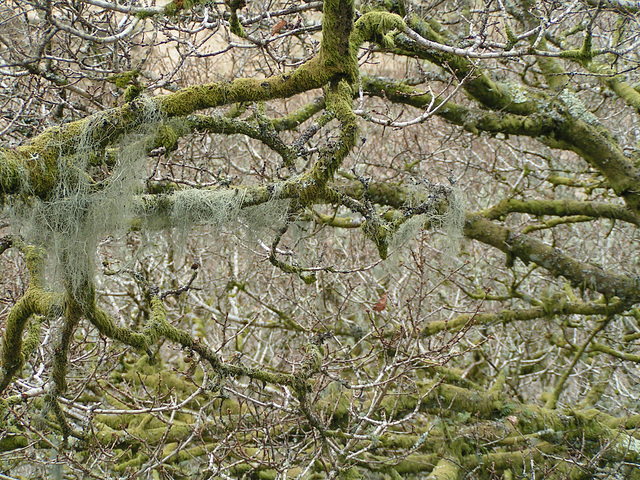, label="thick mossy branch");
[362,76,559,138]
[163,0,218,17]
[186,114,298,166]
[0,241,54,394]
[465,213,640,300]
[0,147,57,200]
[534,38,572,92]
[77,284,151,351]
[158,58,331,118]
[22,315,42,360]
[422,299,628,338]
[0,98,234,199]
[338,179,410,208]
[362,214,392,260]
[485,198,640,225]
[51,296,83,395]
[227,0,247,38]
[605,73,640,113]
[139,177,639,296]
[271,97,326,131]
[311,79,359,184]
[425,458,459,480]
[106,70,140,89]
[314,212,363,228]
[590,342,640,362]
[351,11,405,52]
[364,74,640,217]
[554,117,640,215]
[395,16,540,116]
[320,0,357,81]
[0,298,41,393]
